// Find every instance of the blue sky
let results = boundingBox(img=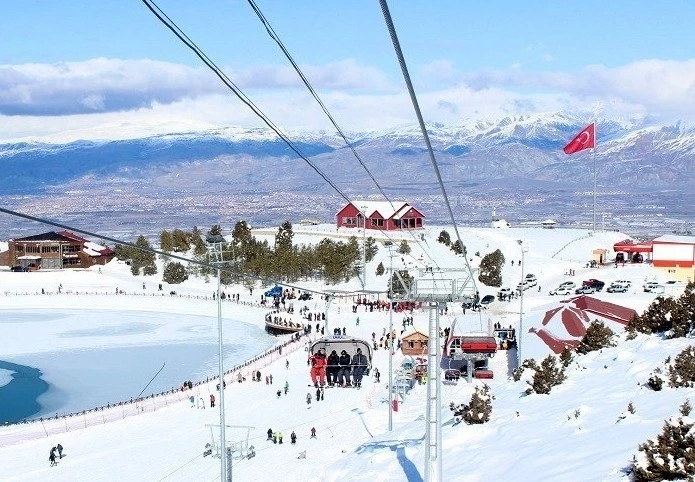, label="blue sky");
[2,0,695,140]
